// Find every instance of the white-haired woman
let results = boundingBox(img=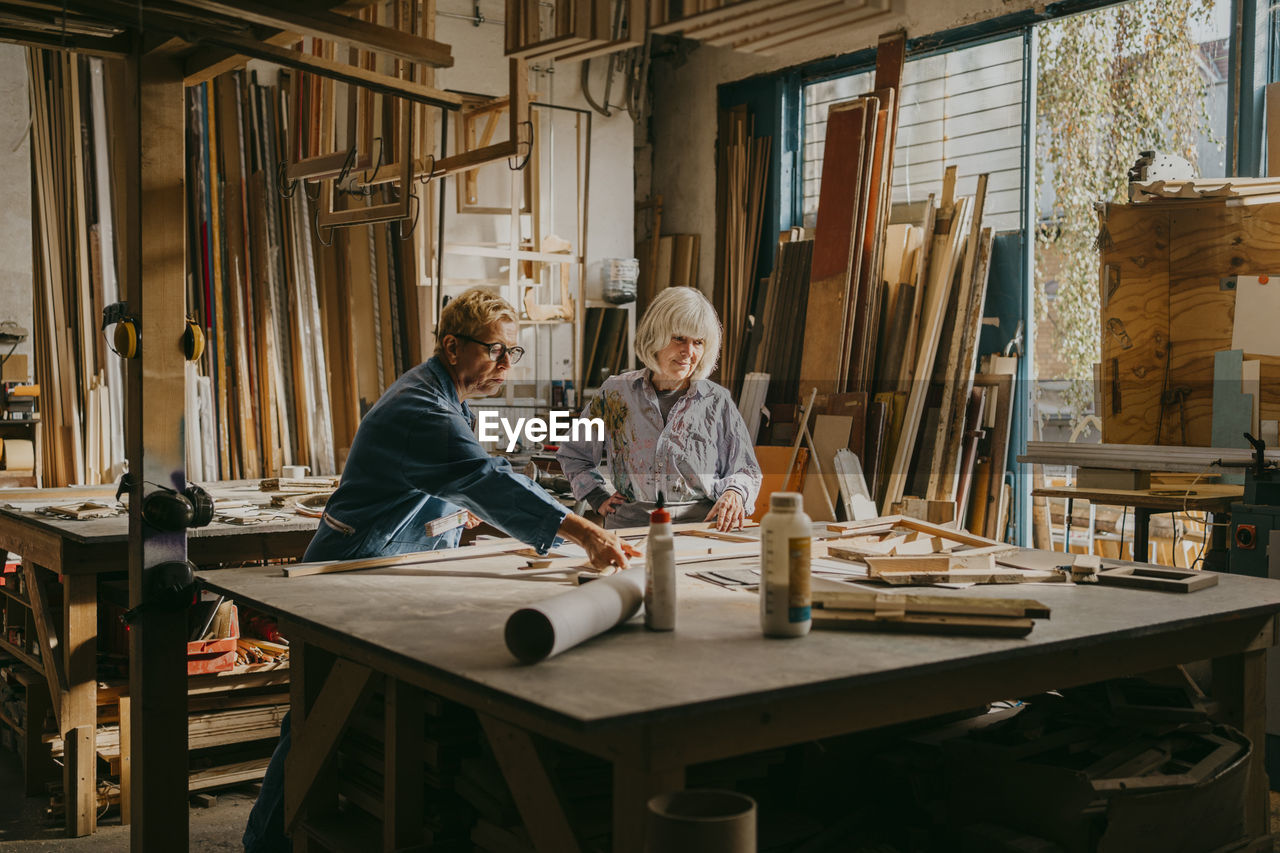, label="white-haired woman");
[558,286,762,530]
